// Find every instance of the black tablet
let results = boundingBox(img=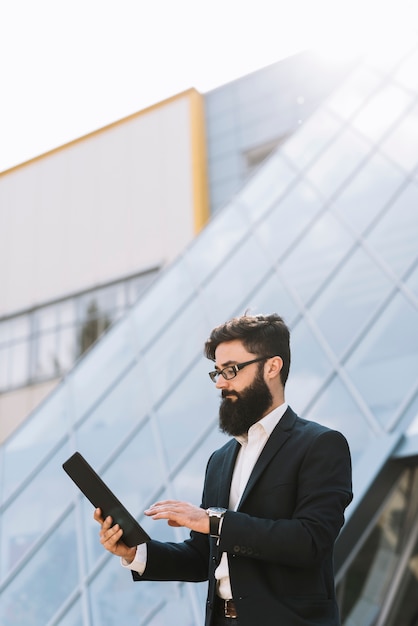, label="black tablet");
[63,451,151,547]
